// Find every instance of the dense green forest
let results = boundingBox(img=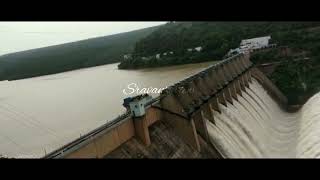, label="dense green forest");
[118,22,320,69]
[249,24,320,104]
[0,25,160,80]
[118,22,320,105]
